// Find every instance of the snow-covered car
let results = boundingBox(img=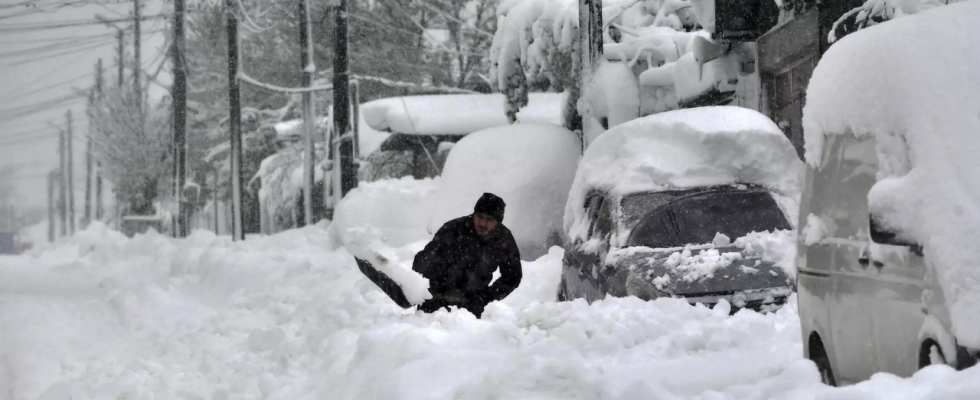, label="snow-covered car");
[797,1,980,386]
[558,106,803,313]
[358,93,564,182]
[427,123,580,260]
